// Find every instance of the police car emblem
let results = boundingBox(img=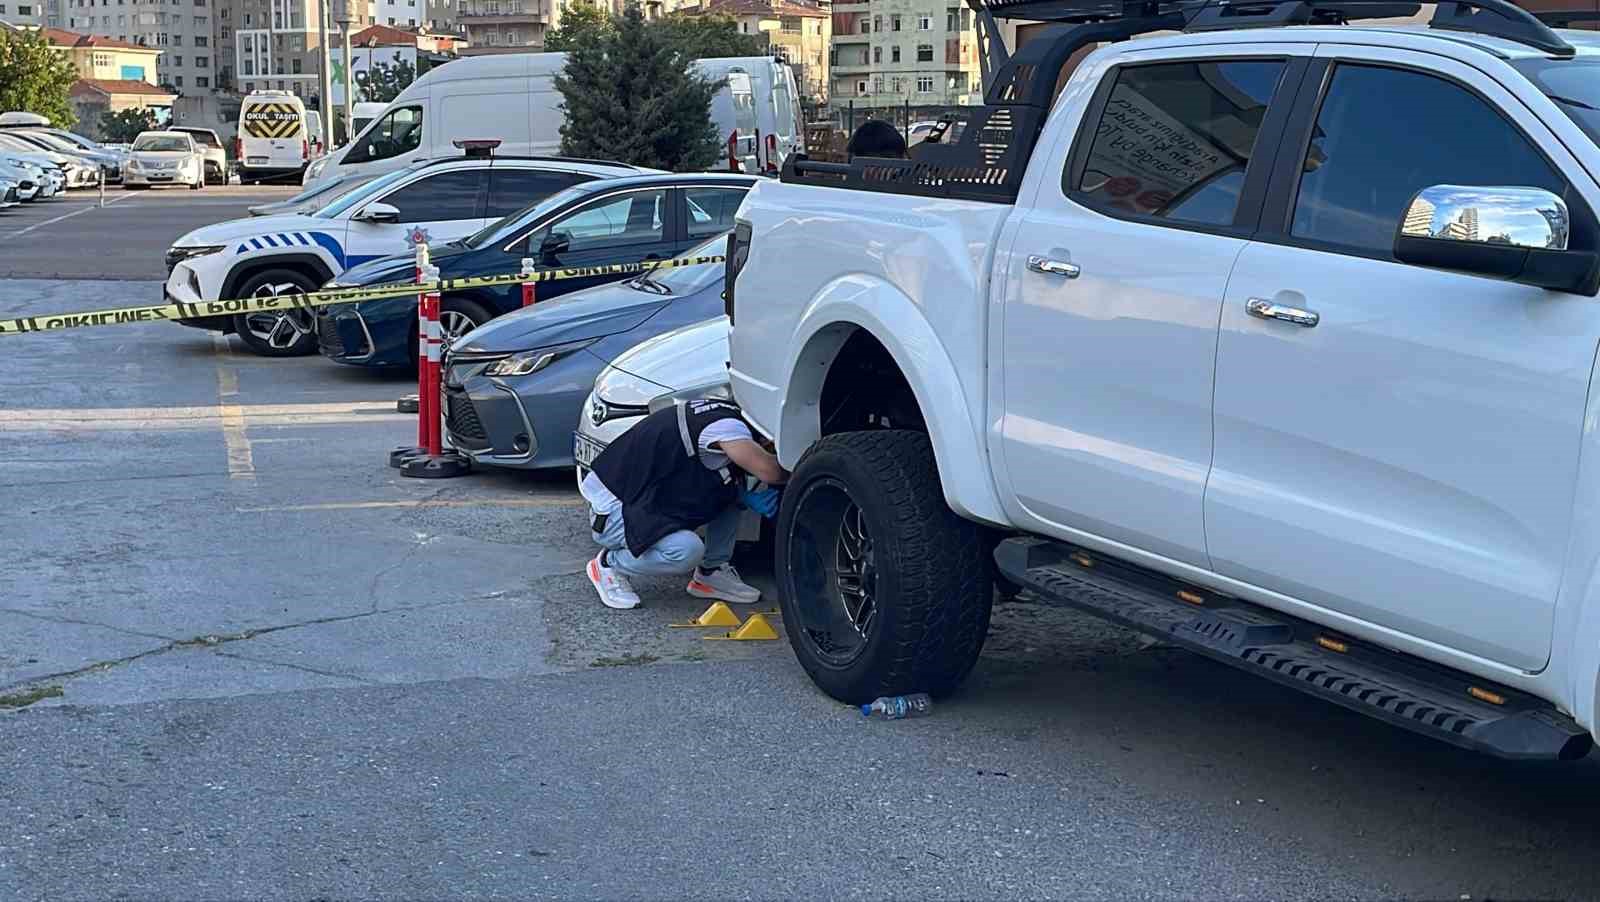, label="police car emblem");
[404,226,431,249]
